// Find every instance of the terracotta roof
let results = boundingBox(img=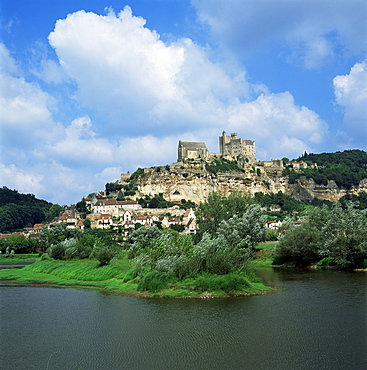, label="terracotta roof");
[94,199,139,206]
[99,213,112,219]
